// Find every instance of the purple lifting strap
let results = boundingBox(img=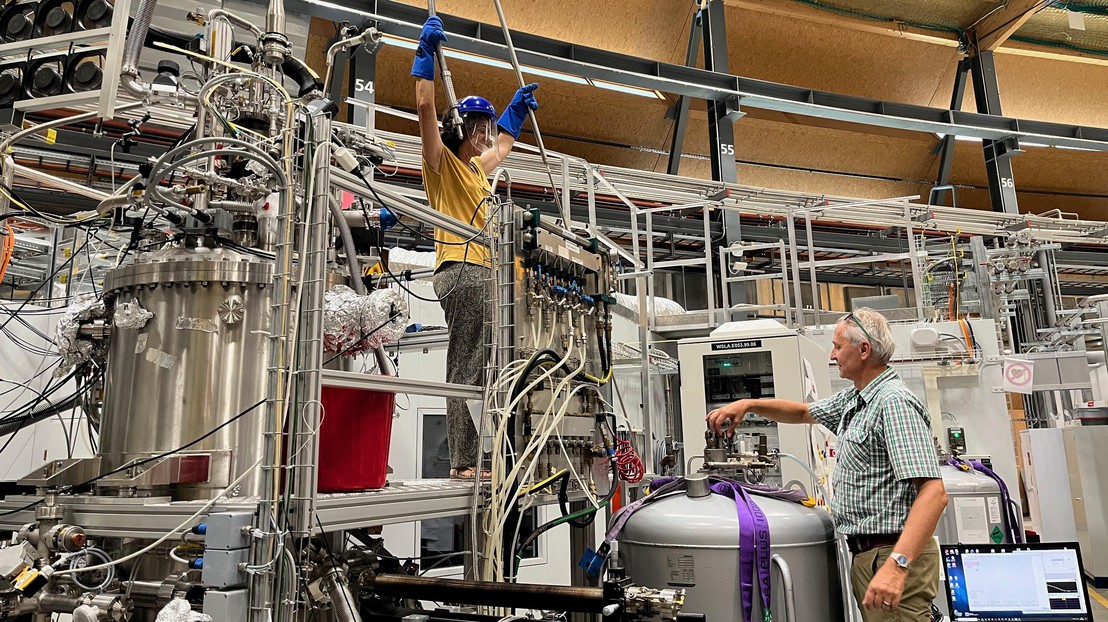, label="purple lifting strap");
[710,480,773,622]
[605,476,783,622]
